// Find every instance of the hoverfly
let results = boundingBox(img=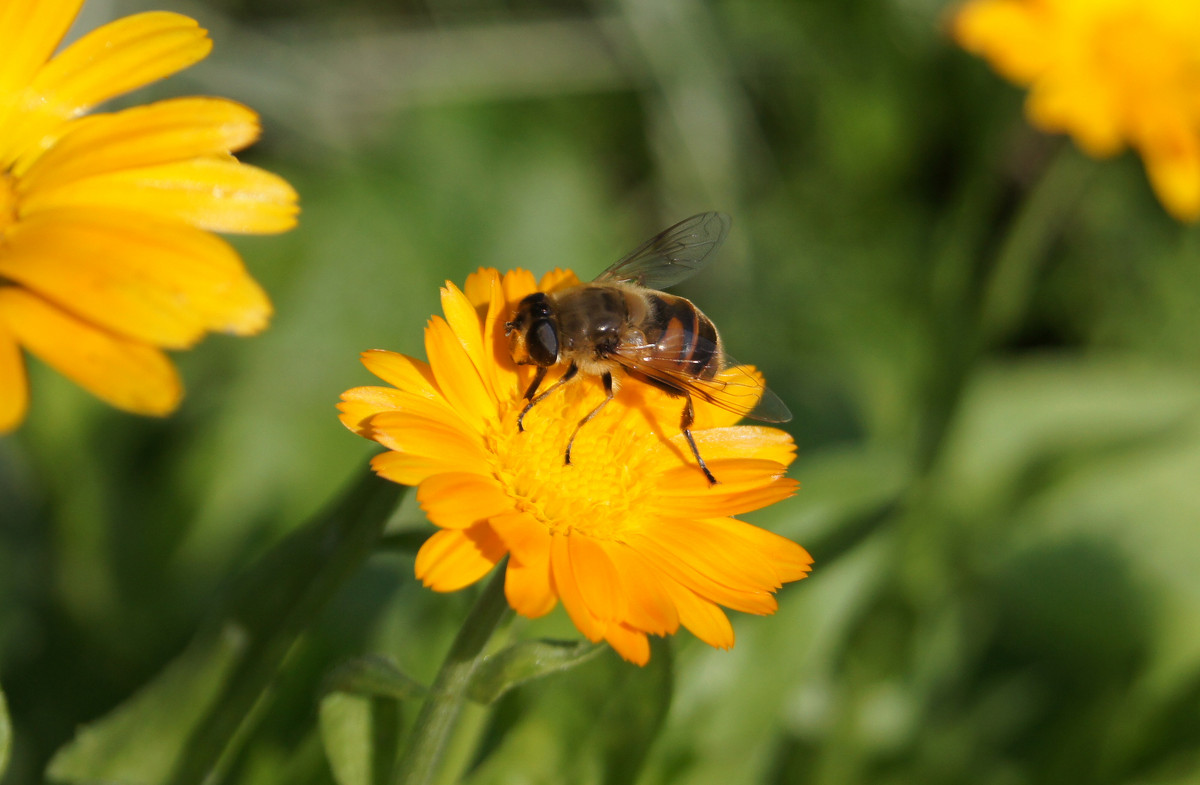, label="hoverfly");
[505,212,790,484]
